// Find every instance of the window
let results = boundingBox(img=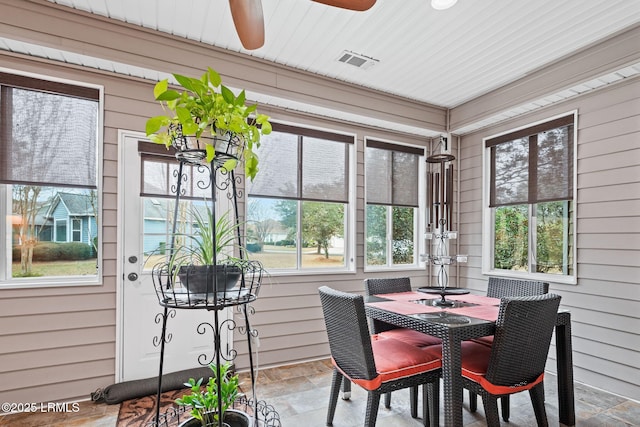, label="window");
[55,219,67,242]
[72,218,82,242]
[0,72,100,285]
[138,142,214,270]
[247,123,354,272]
[365,140,424,268]
[483,113,576,283]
